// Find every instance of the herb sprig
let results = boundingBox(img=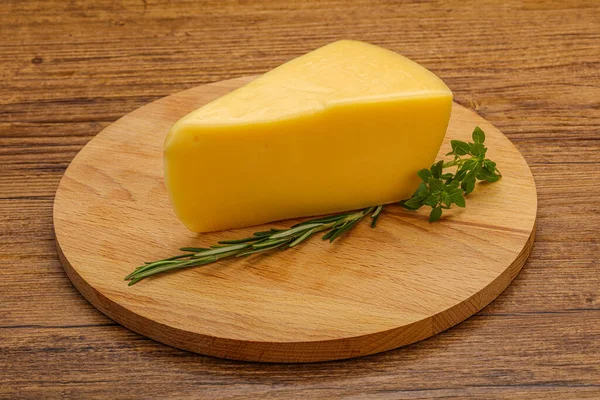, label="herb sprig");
[400,126,501,221]
[126,127,499,285]
[125,206,382,285]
